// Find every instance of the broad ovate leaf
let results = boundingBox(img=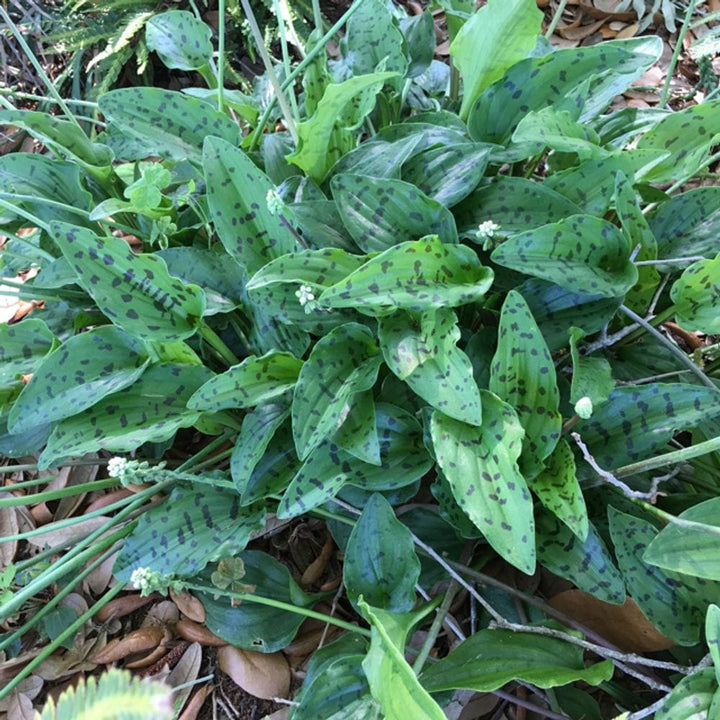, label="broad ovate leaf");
[644,498,720,581]
[655,667,718,720]
[188,352,302,412]
[39,364,212,468]
[146,10,212,71]
[114,486,264,580]
[359,600,446,720]
[379,308,482,426]
[430,392,535,574]
[609,507,701,645]
[450,0,542,121]
[490,290,561,478]
[292,323,381,459]
[330,173,458,251]
[343,493,420,611]
[50,222,205,342]
[491,215,638,299]
[420,627,613,692]
[100,88,239,162]
[9,326,150,433]
[203,136,299,275]
[670,253,720,334]
[320,235,493,315]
